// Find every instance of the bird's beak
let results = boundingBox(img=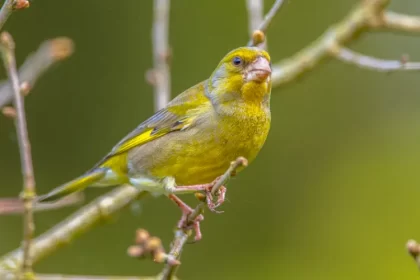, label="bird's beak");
[246,56,271,82]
